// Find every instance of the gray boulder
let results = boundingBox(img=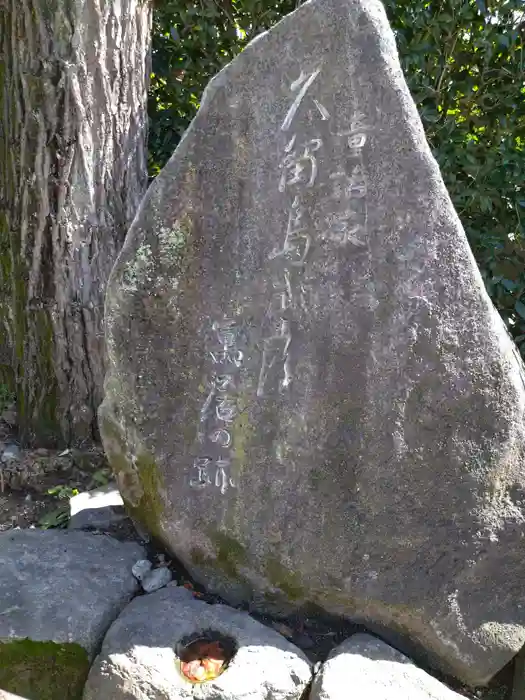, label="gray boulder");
[83,585,312,699]
[131,558,153,581]
[141,565,172,592]
[511,645,525,700]
[310,634,466,700]
[99,0,525,686]
[0,529,144,699]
